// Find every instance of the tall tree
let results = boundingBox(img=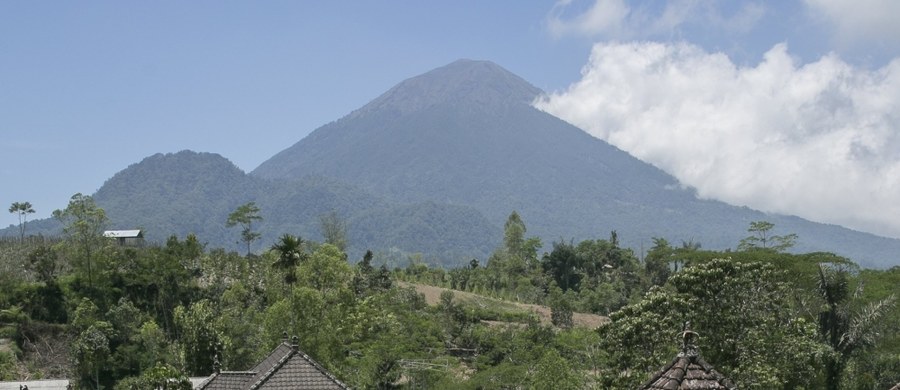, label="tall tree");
[644,237,674,286]
[52,193,108,287]
[8,201,35,240]
[174,299,222,376]
[271,234,307,287]
[503,211,526,259]
[226,202,262,256]
[319,210,348,252]
[738,220,797,252]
